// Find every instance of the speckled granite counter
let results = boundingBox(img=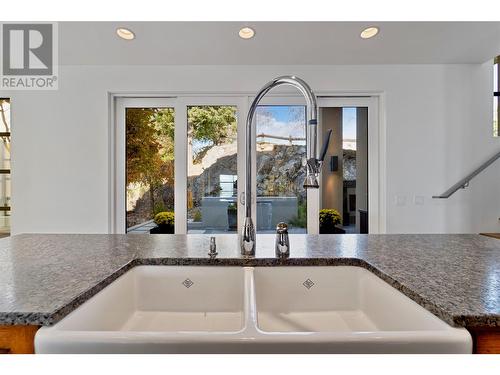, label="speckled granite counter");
[0,233,499,328]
